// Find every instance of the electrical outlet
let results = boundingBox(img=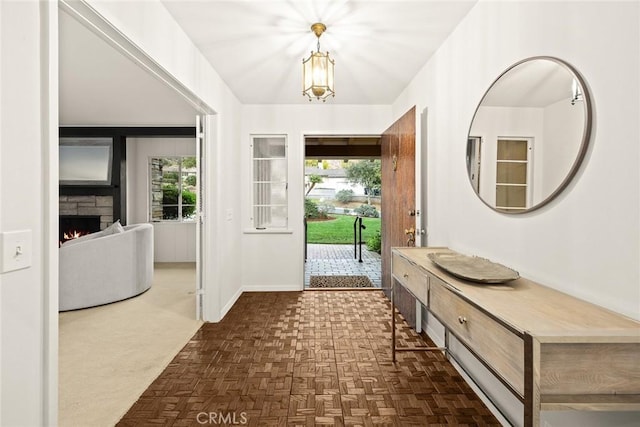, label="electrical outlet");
[1,229,32,273]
